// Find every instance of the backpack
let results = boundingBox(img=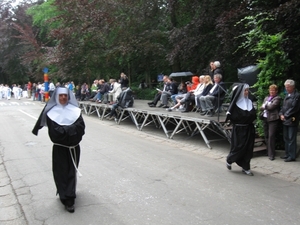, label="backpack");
[118,88,134,108]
